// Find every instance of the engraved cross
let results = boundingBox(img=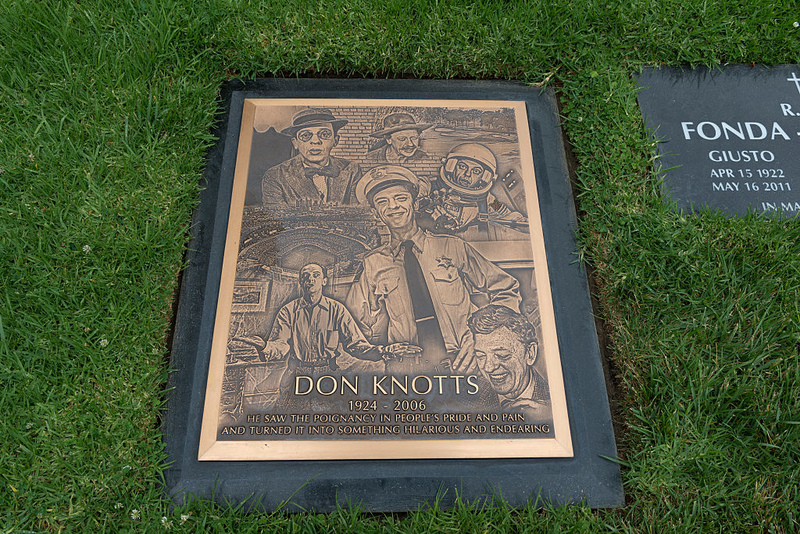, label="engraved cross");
[787,72,800,95]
